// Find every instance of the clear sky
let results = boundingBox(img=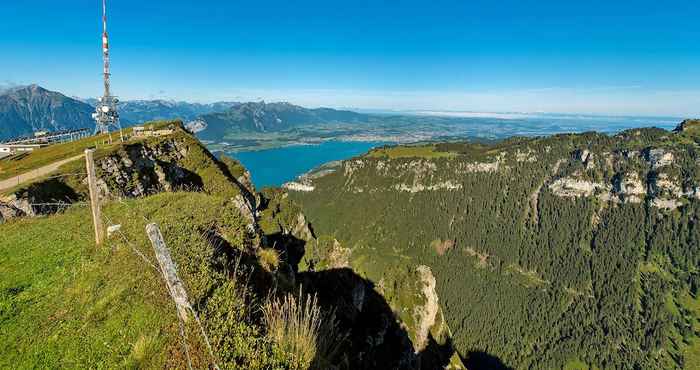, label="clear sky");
[1,0,699,116]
